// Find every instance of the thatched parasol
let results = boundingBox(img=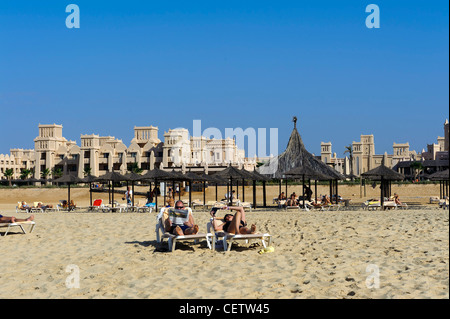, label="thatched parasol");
[53,174,85,210]
[95,171,130,208]
[138,168,176,208]
[215,166,251,205]
[428,169,449,199]
[81,174,98,207]
[361,164,405,208]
